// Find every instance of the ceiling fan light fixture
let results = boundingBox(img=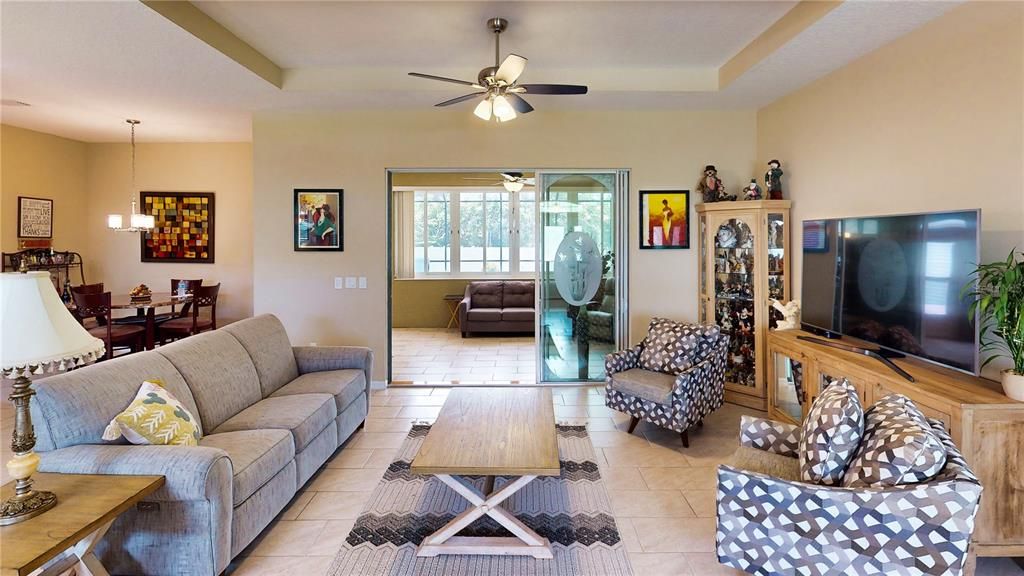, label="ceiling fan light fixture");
[473,98,493,121]
[492,95,516,122]
[503,180,525,193]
